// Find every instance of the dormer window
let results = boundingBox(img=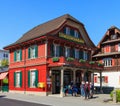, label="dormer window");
[74,30,79,38]
[111,34,117,40]
[66,27,70,35]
